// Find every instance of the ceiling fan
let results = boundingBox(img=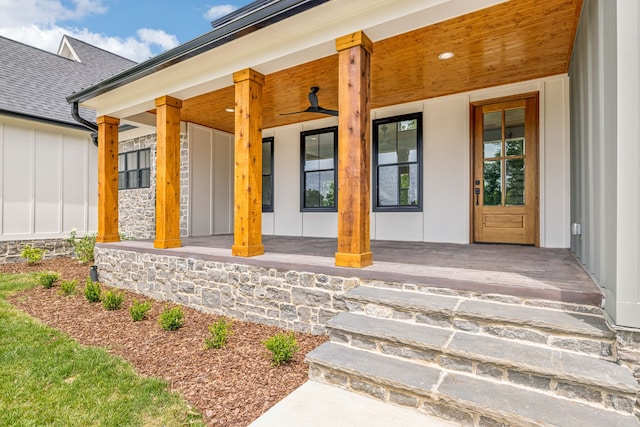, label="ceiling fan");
[280,86,338,116]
